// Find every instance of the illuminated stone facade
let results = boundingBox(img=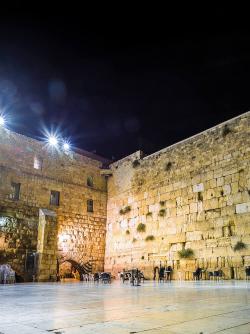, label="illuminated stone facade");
[0,112,250,281]
[105,112,250,279]
[0,129,108,281]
